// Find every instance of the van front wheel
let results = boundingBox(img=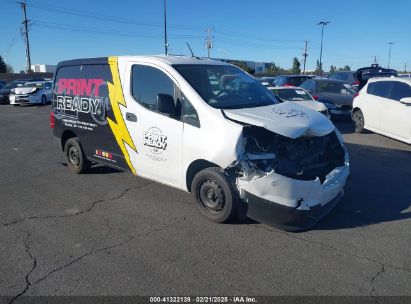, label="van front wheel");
[191,167,237,223]
[64,138,90,174]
